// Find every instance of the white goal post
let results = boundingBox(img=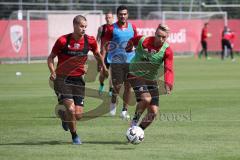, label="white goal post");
[162,11,228,26]
[26,10,103,63]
